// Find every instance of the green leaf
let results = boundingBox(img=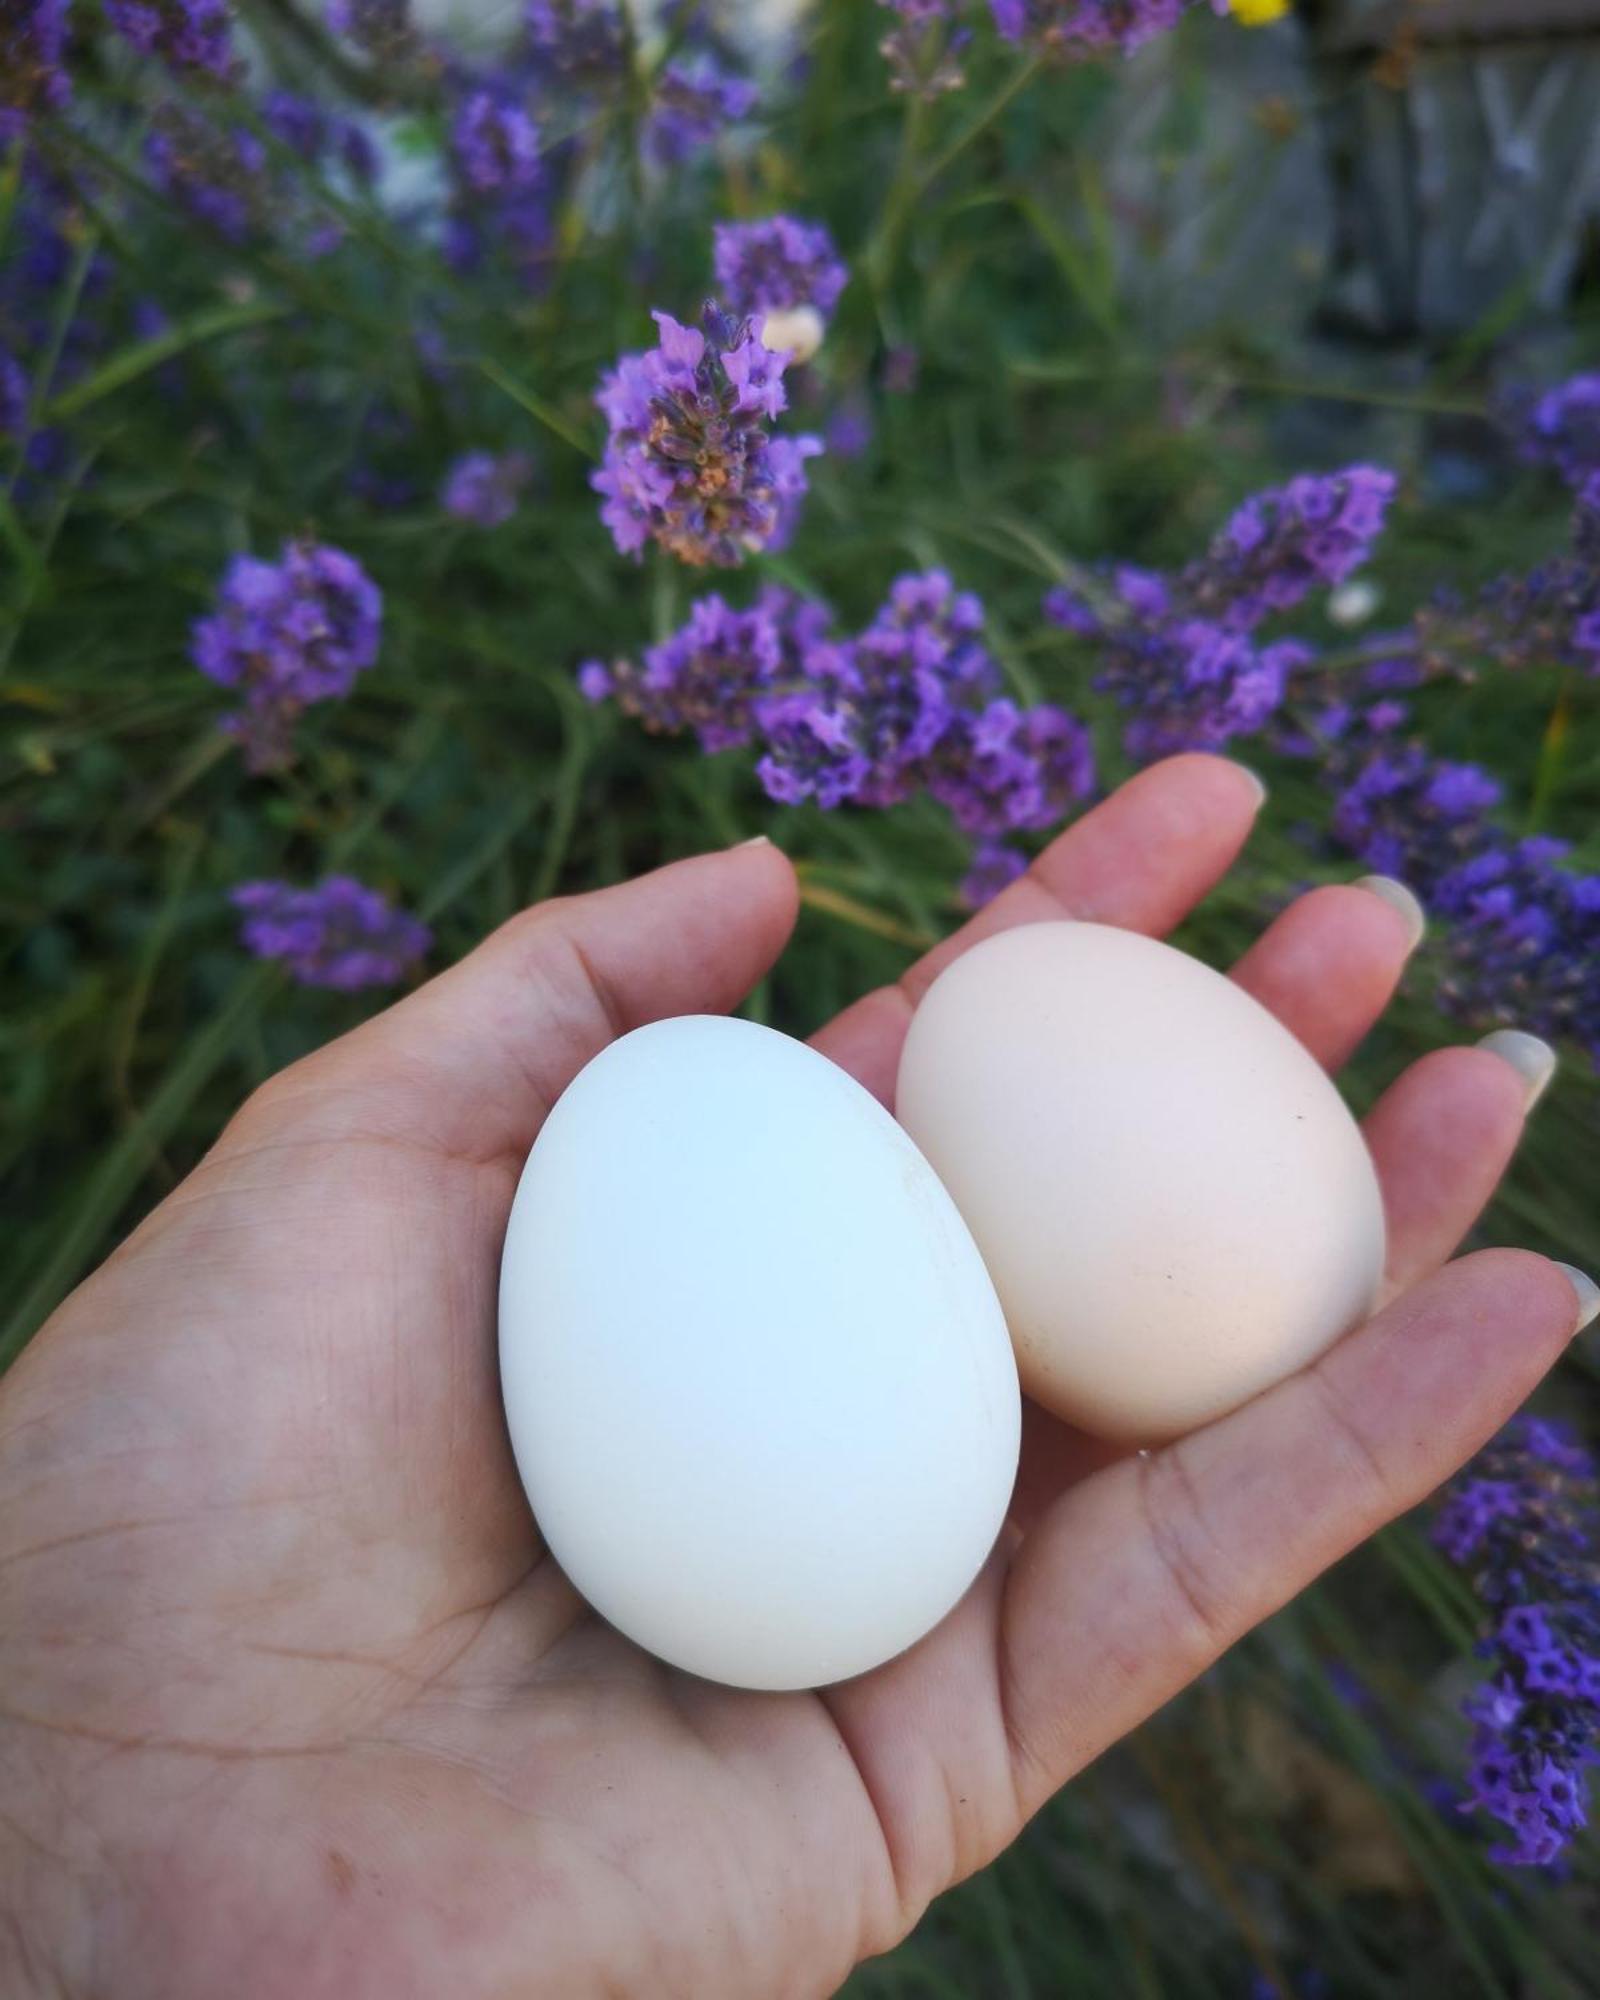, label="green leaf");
[43,301,291,423]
